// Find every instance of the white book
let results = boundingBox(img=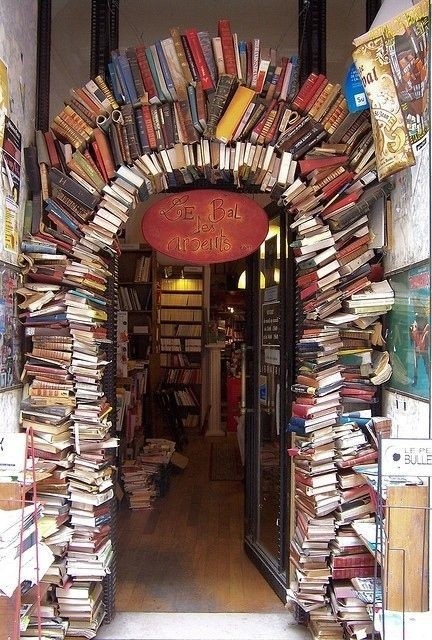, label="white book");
[211,37,225,75]
[116,164,145,188]
[160,37,186,95]
[68,171,98,195]
[232,33,242,80]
